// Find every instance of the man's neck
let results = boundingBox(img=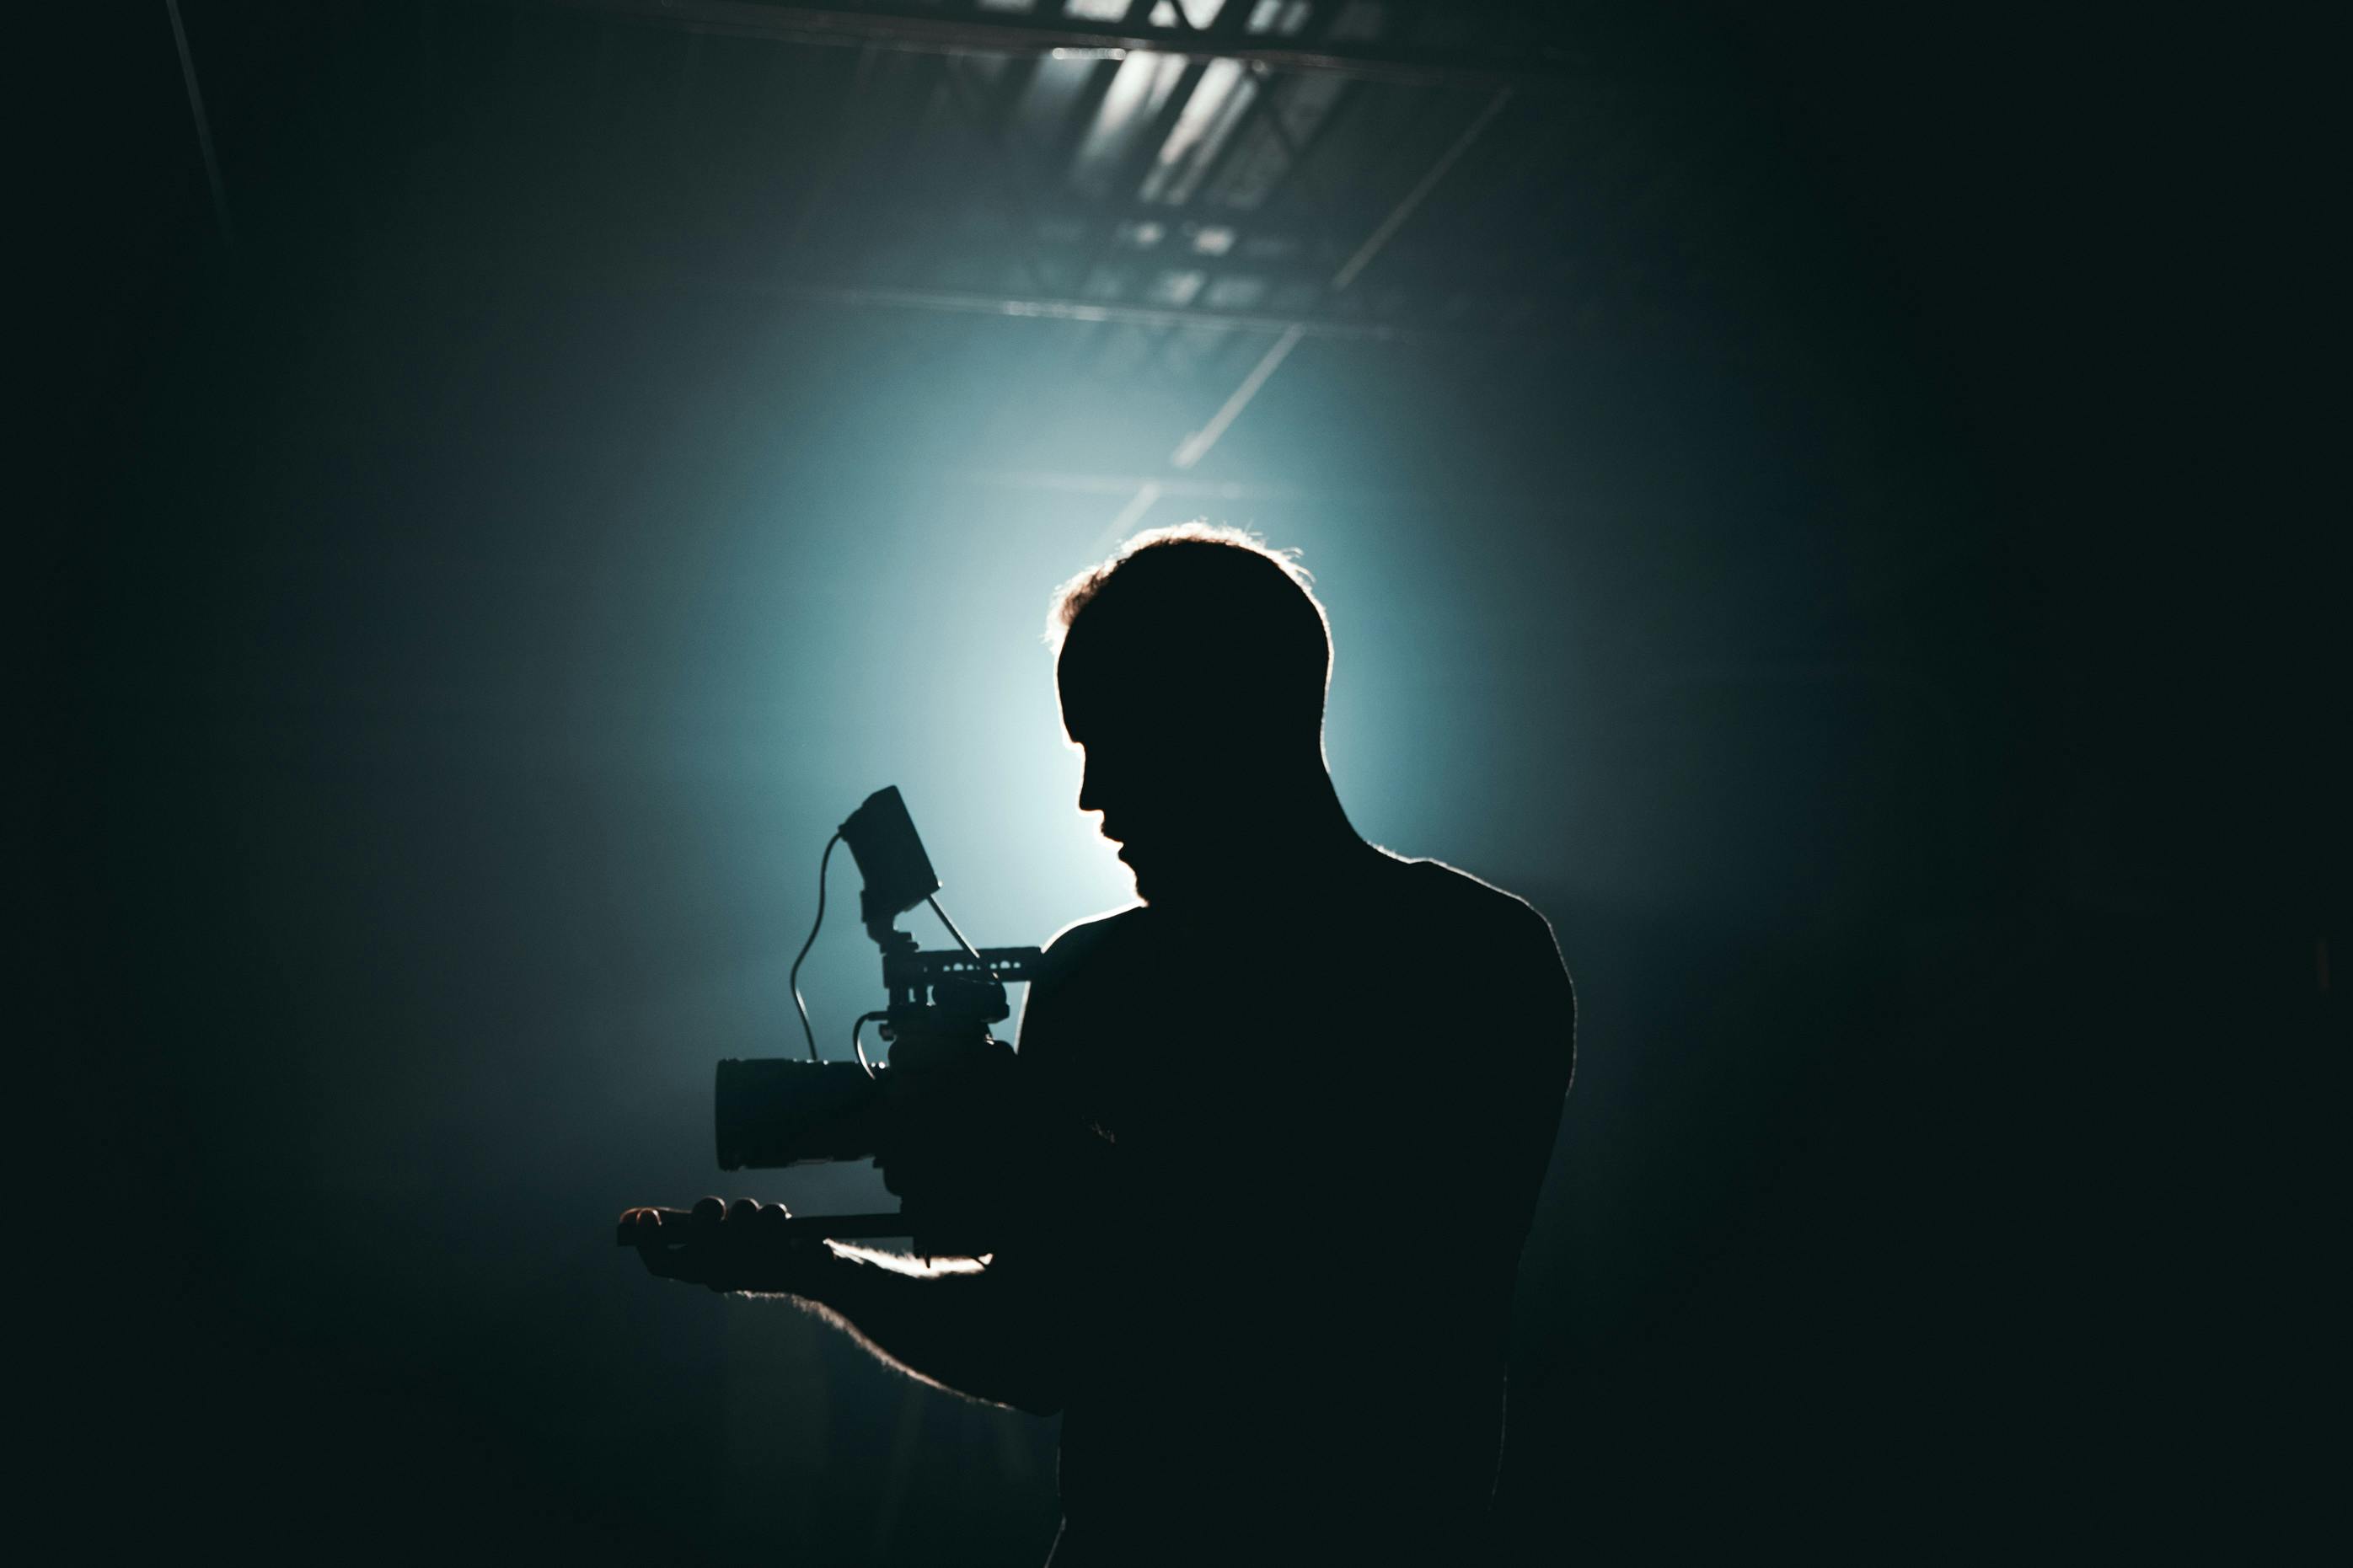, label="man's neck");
[1141,773,1376,914]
